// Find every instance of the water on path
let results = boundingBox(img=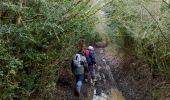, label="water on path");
[91,0,125,100]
